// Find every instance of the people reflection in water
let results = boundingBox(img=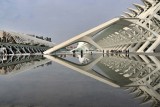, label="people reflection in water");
[72,50,76,54]
[45,52,160,107]
[81,50,83,58]
[72,50,76,57]
[91,51,92,55]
